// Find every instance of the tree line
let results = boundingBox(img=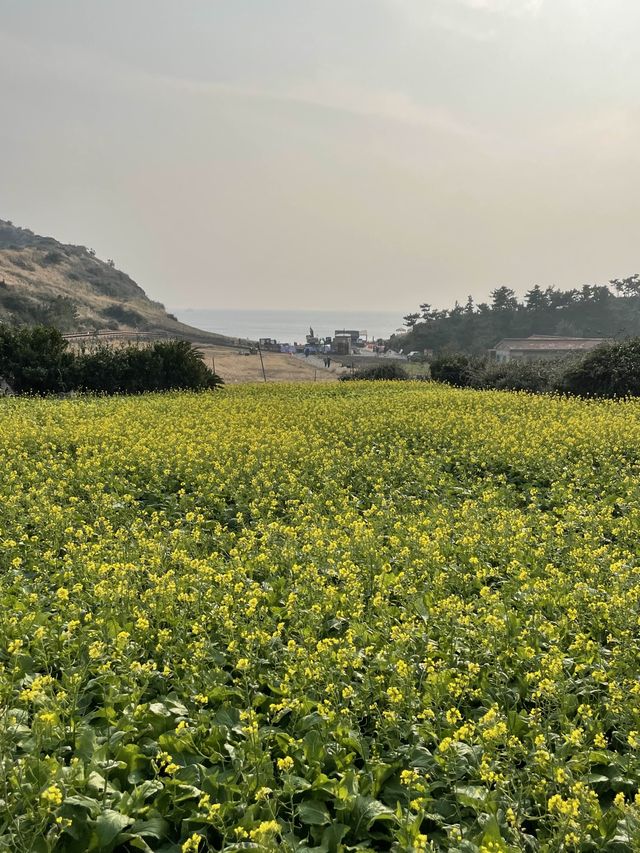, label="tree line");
[398,275,640,354]
[339,338,640,398]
